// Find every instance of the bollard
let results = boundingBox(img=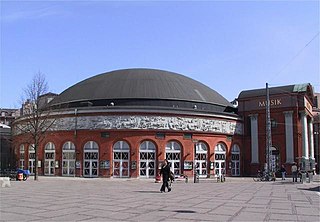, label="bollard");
[185,175,188,183]
[194,173,199,183]
[0,177,11,188]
